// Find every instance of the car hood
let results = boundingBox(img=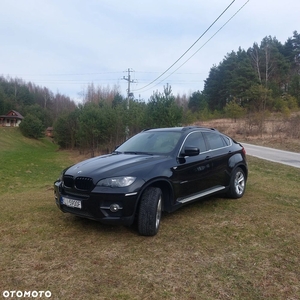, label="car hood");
[64,153,172,181]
